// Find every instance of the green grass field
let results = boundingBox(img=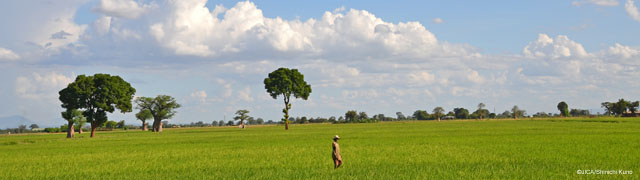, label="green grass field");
[1,118,639,179]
